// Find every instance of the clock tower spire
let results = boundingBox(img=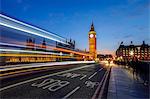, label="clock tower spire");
[90,22,95,31]
[89,22,97,60]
